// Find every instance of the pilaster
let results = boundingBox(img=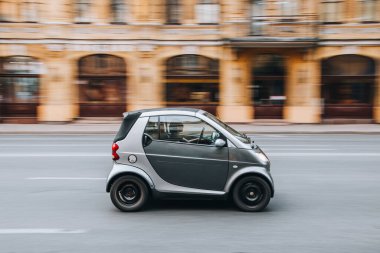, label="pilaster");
[374,62,380,123]
[218,47,253,122]
[38,55,76,122]
[284,51,321,123]
[128,51,163,111]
